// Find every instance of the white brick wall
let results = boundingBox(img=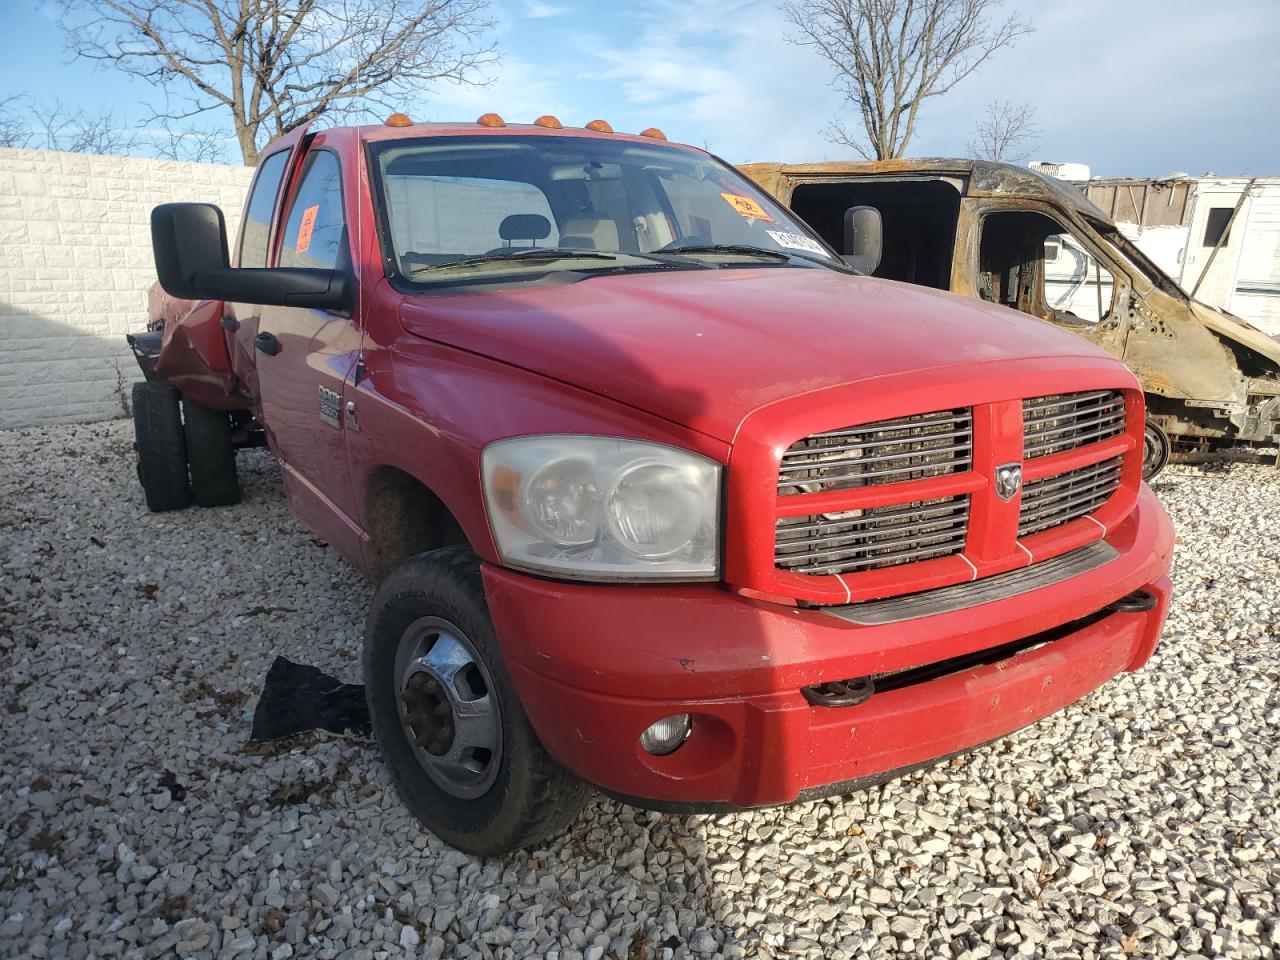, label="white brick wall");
[0,149,255,429]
